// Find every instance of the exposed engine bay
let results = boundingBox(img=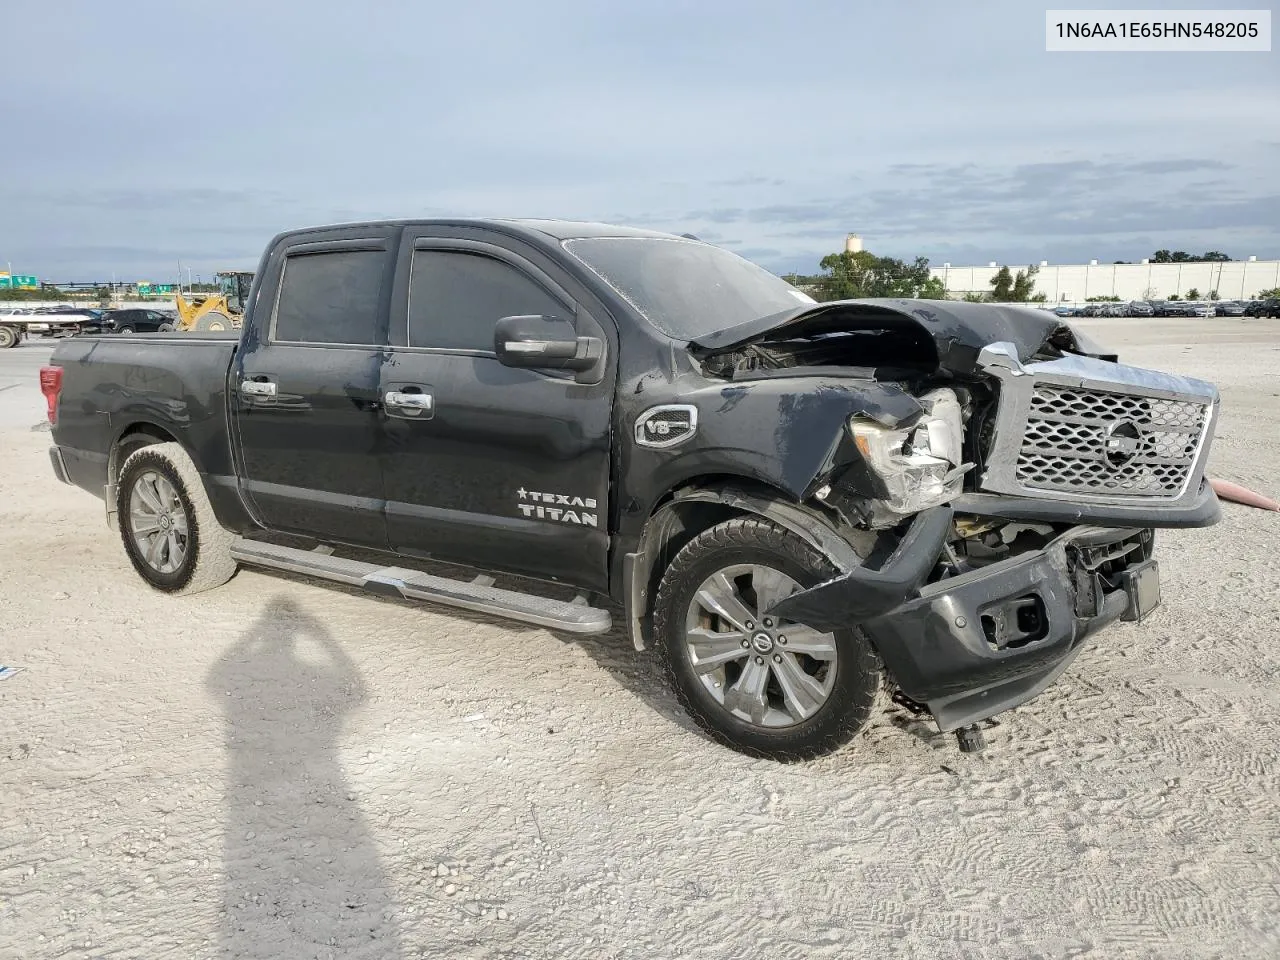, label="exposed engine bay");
[688,298,1215,543]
